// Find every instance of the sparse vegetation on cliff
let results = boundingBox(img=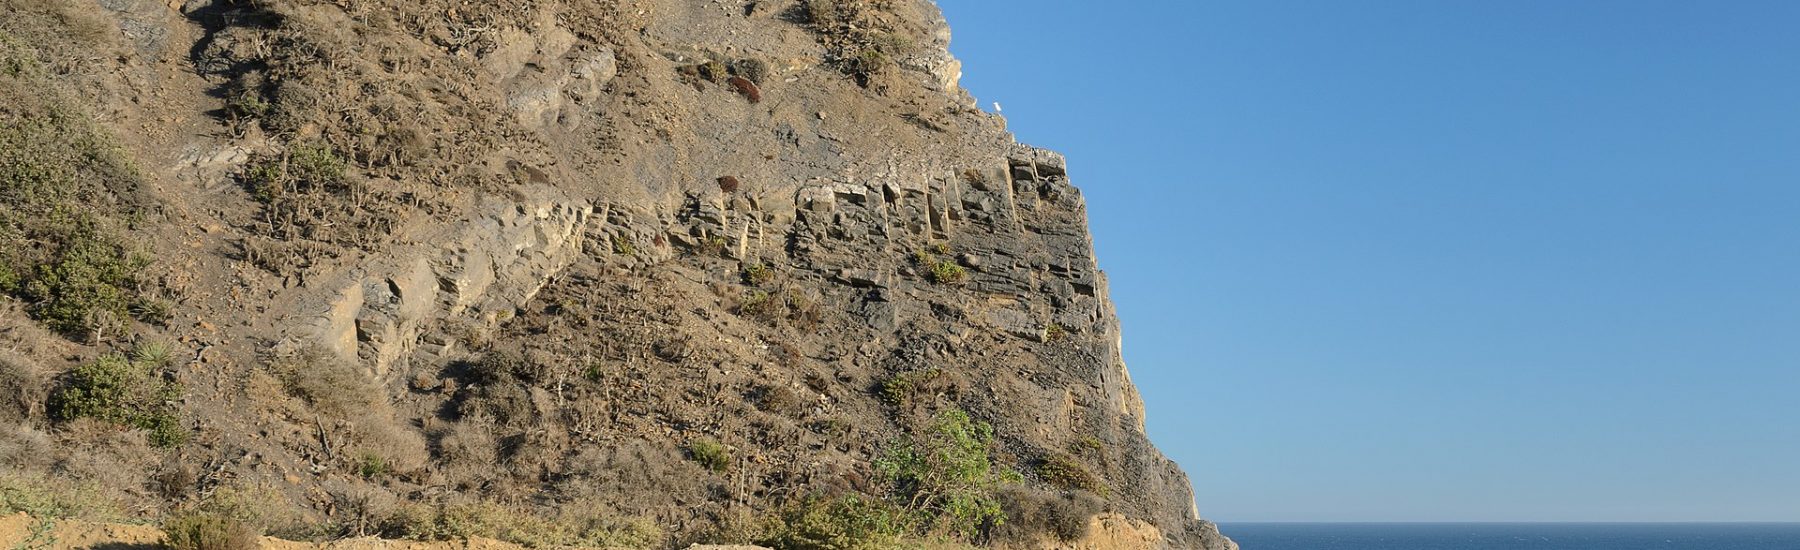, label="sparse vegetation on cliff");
[48,350,186,447]
[0,0,1231,546]
[0,46,166,340]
